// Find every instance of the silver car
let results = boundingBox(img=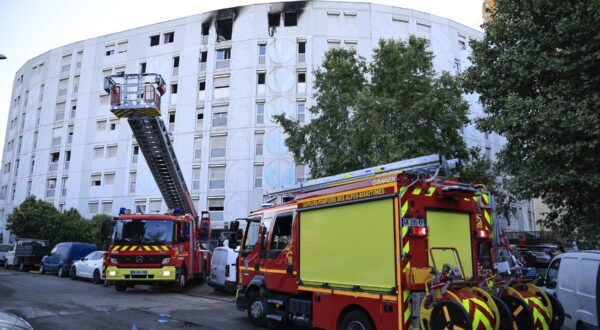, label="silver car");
[0,311,33,330]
